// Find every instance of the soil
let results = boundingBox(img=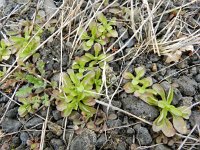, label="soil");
[0,0,200,150]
